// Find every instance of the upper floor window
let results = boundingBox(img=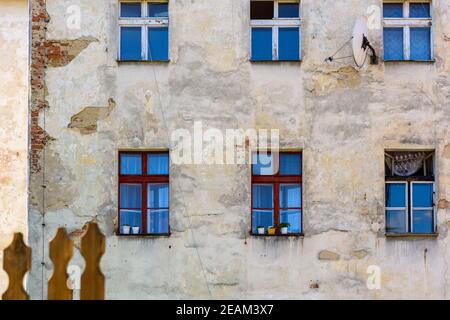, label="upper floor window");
[383,1,433,61]
[119,1,169,61]
[385,151,436,235]
[119,151,170,235]
[252,152,302,236]
[250,1,301,61]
